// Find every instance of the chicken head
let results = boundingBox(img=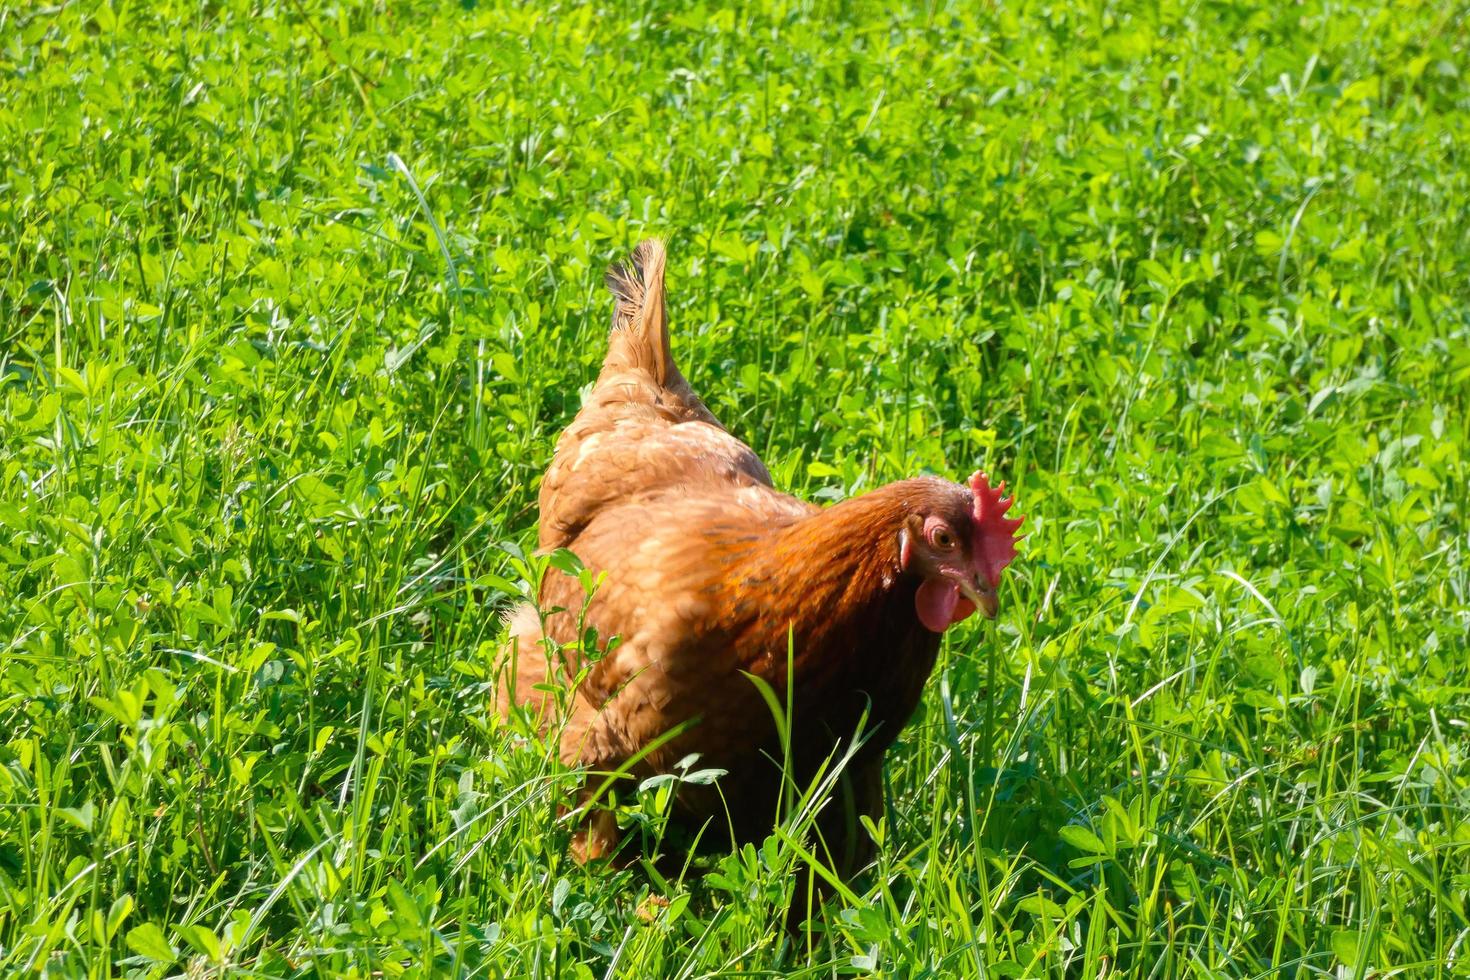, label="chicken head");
[898,471,1024,631]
